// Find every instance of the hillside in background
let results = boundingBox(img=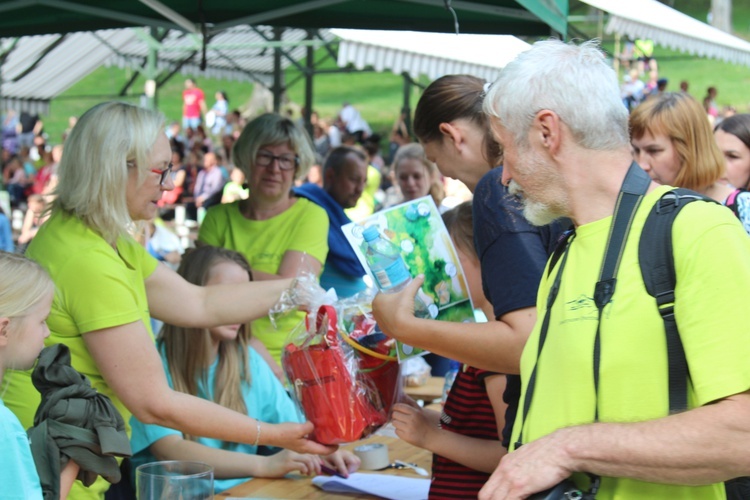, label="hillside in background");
[44,0,750,143]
